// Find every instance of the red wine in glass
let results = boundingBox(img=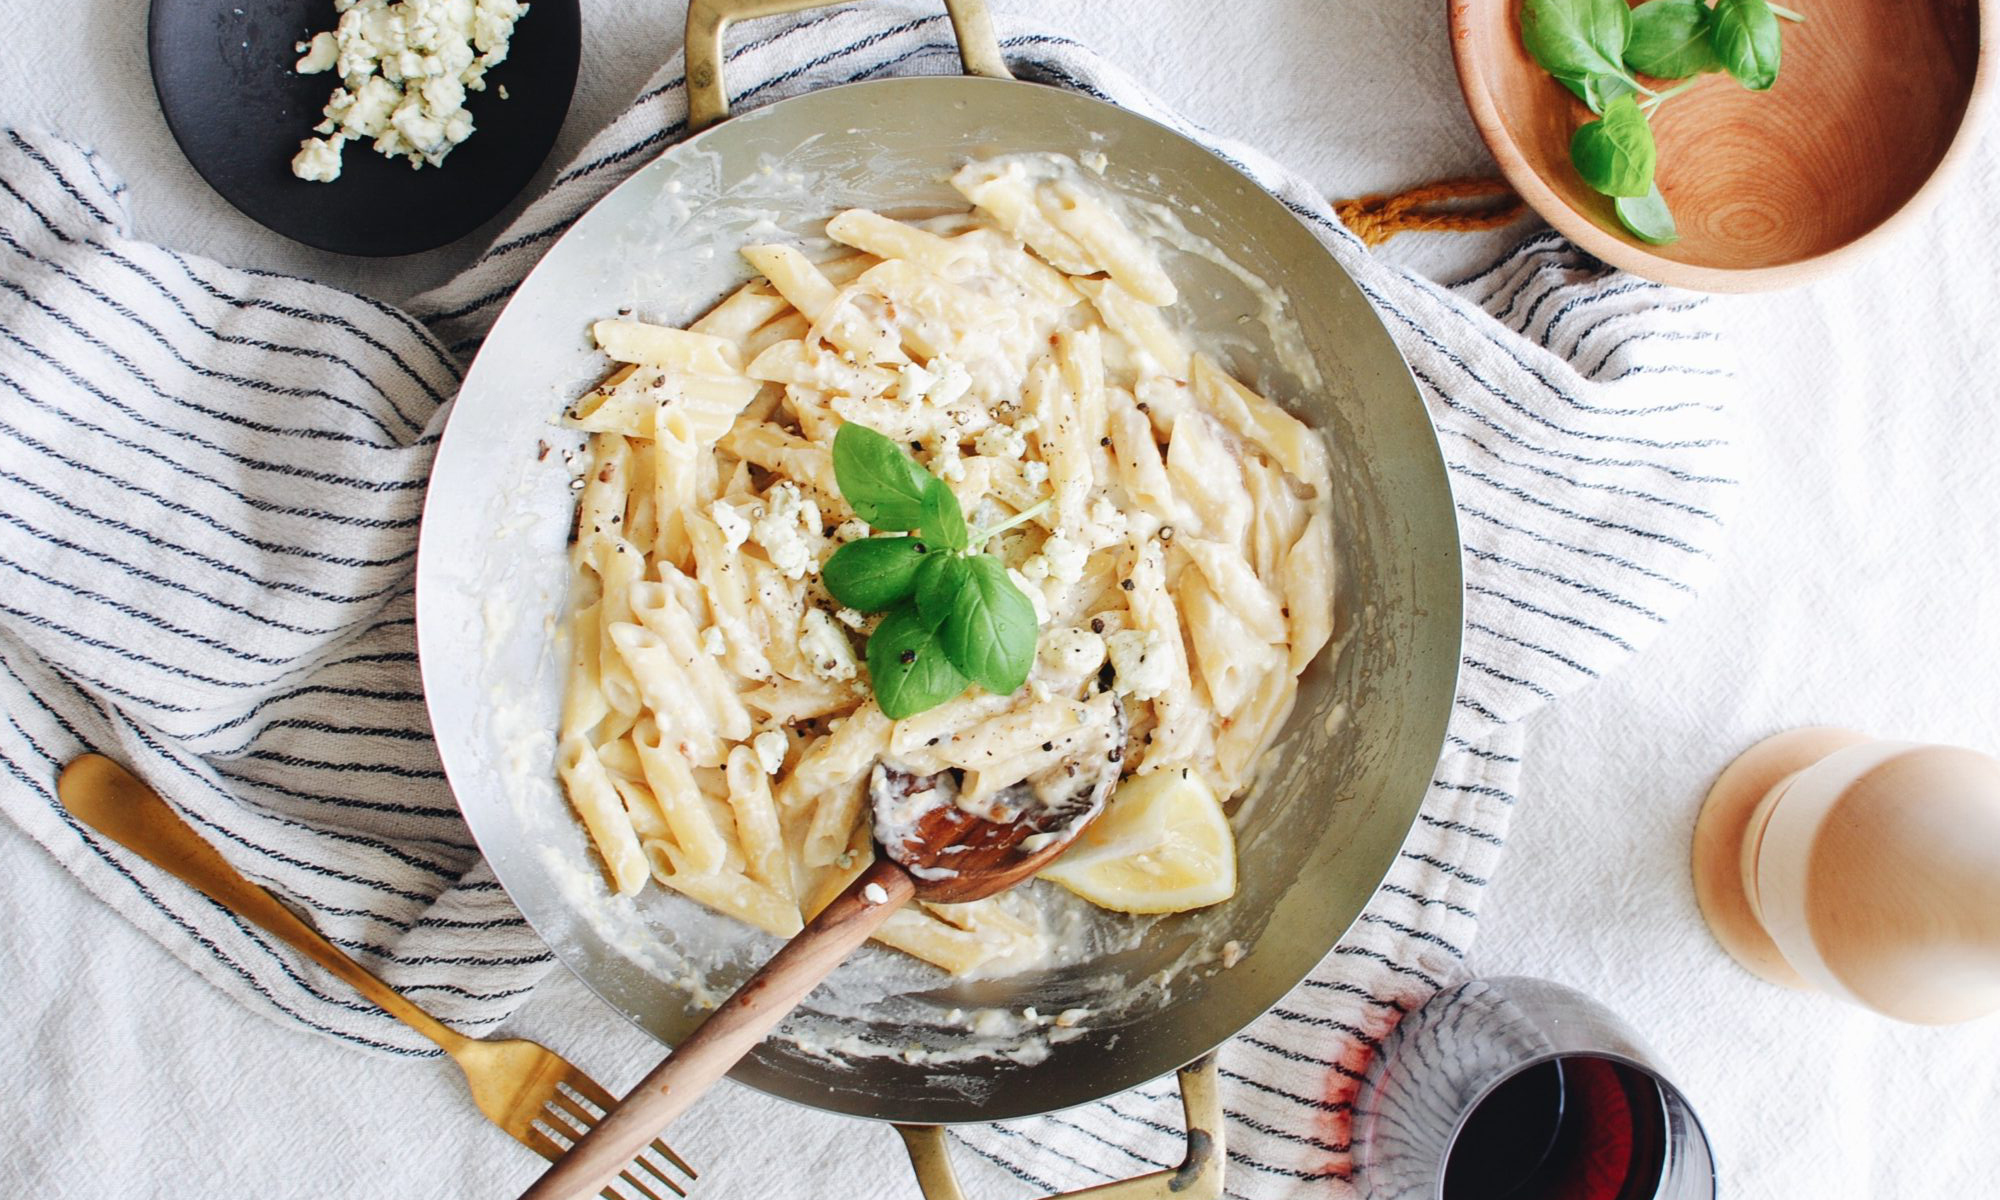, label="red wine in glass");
[1442,1056,1669,1200]
[1354,978,1713,1200]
